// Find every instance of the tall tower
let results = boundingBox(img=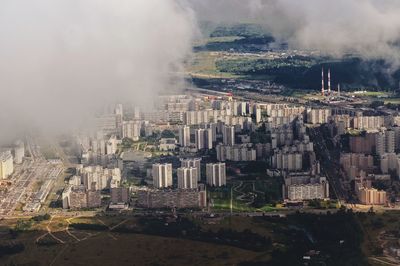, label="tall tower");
[328,68,331,96]
[179,126,190,147]
[337,84,341,97]
[321,68,325,96]
[152,163,173,188]
[223,125,235,146]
